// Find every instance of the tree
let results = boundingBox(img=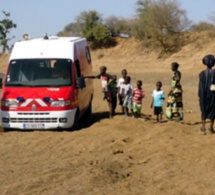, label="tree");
[209,12,215,25]
[0,11,16,53]
[135,0,191,52]
[76,10,102,39]
[105,15,121,36]
[57,22,83,37]
[190,22,215,32]
[105,16,132,37]
[76,10,115,49]
[58,11,102,38]
[89,24,112,49]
